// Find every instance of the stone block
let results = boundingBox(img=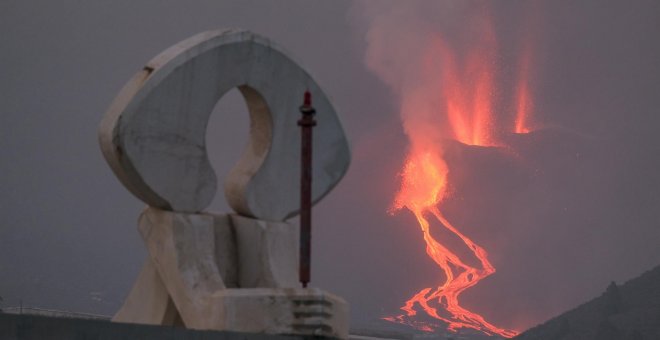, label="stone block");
[112,258,182,326]
[231,214,299,288]
[138,207,232,327]
[132,208,348,338]
[209,288,349,339]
